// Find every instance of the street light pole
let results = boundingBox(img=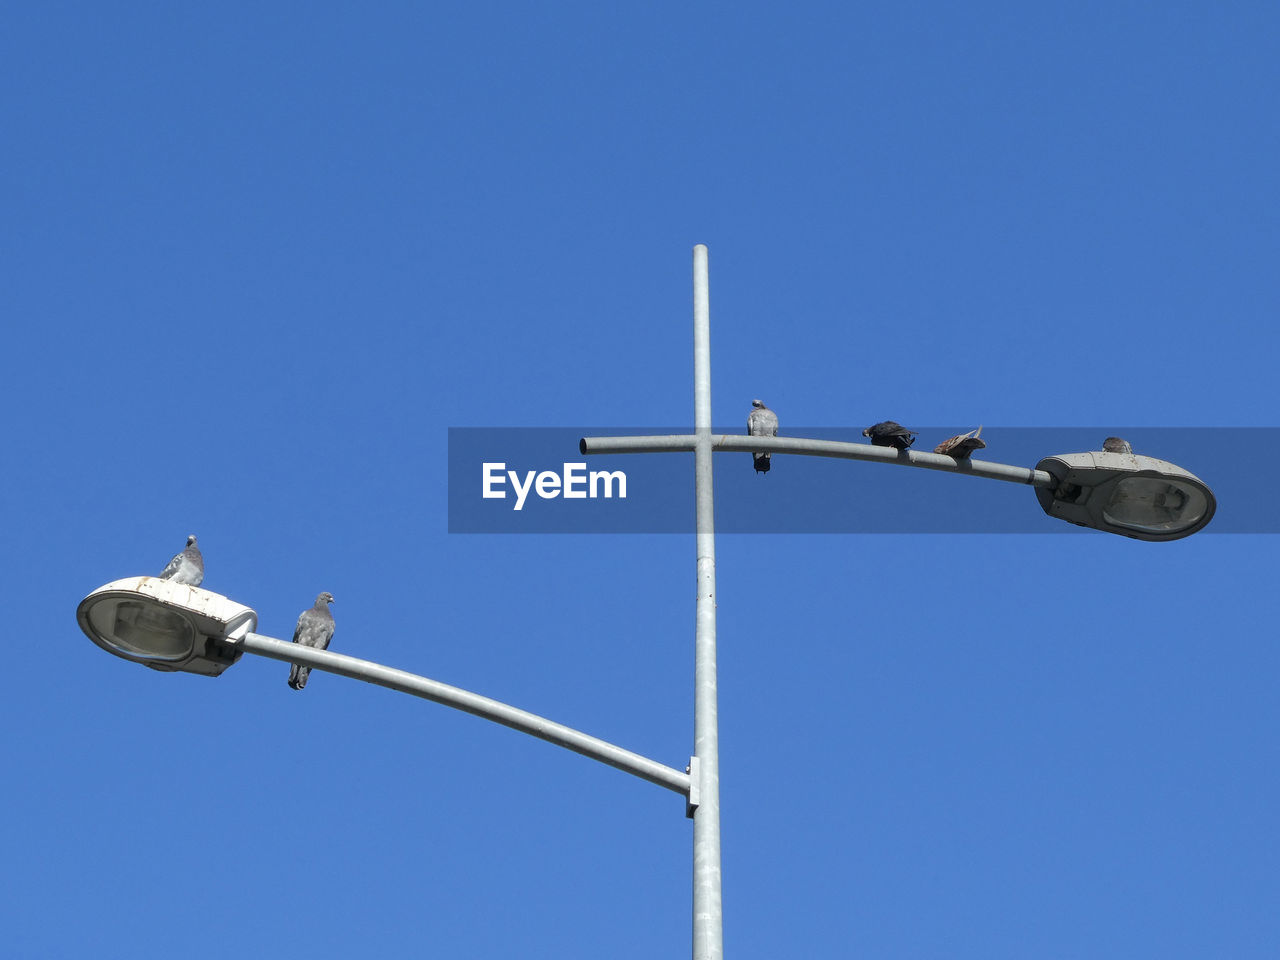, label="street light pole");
[79,245,1221,960]
[691,244,724,960]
